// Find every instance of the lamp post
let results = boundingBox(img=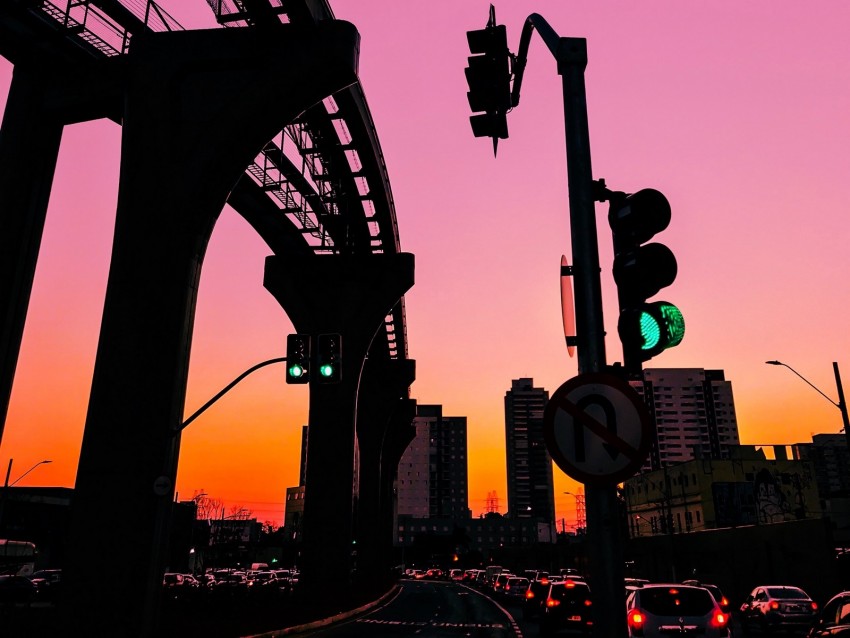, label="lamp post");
[765,360,850,458]
[0,458,52,532]
[633,514,653,537]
